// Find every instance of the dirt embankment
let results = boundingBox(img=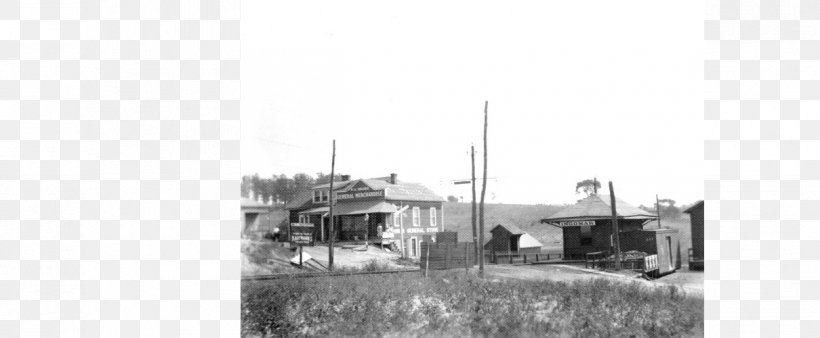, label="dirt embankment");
[241,239,413,276]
